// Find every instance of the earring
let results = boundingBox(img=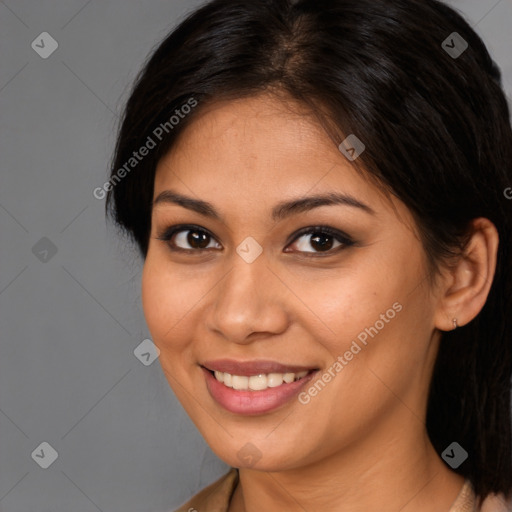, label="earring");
[452,318,458,330]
